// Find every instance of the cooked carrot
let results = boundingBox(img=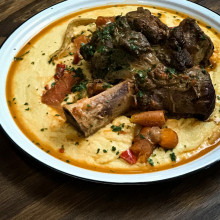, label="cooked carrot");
[159,128,178,149]
[130,110,165,127]
[95,16,115,27]
[74,35,89,51]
